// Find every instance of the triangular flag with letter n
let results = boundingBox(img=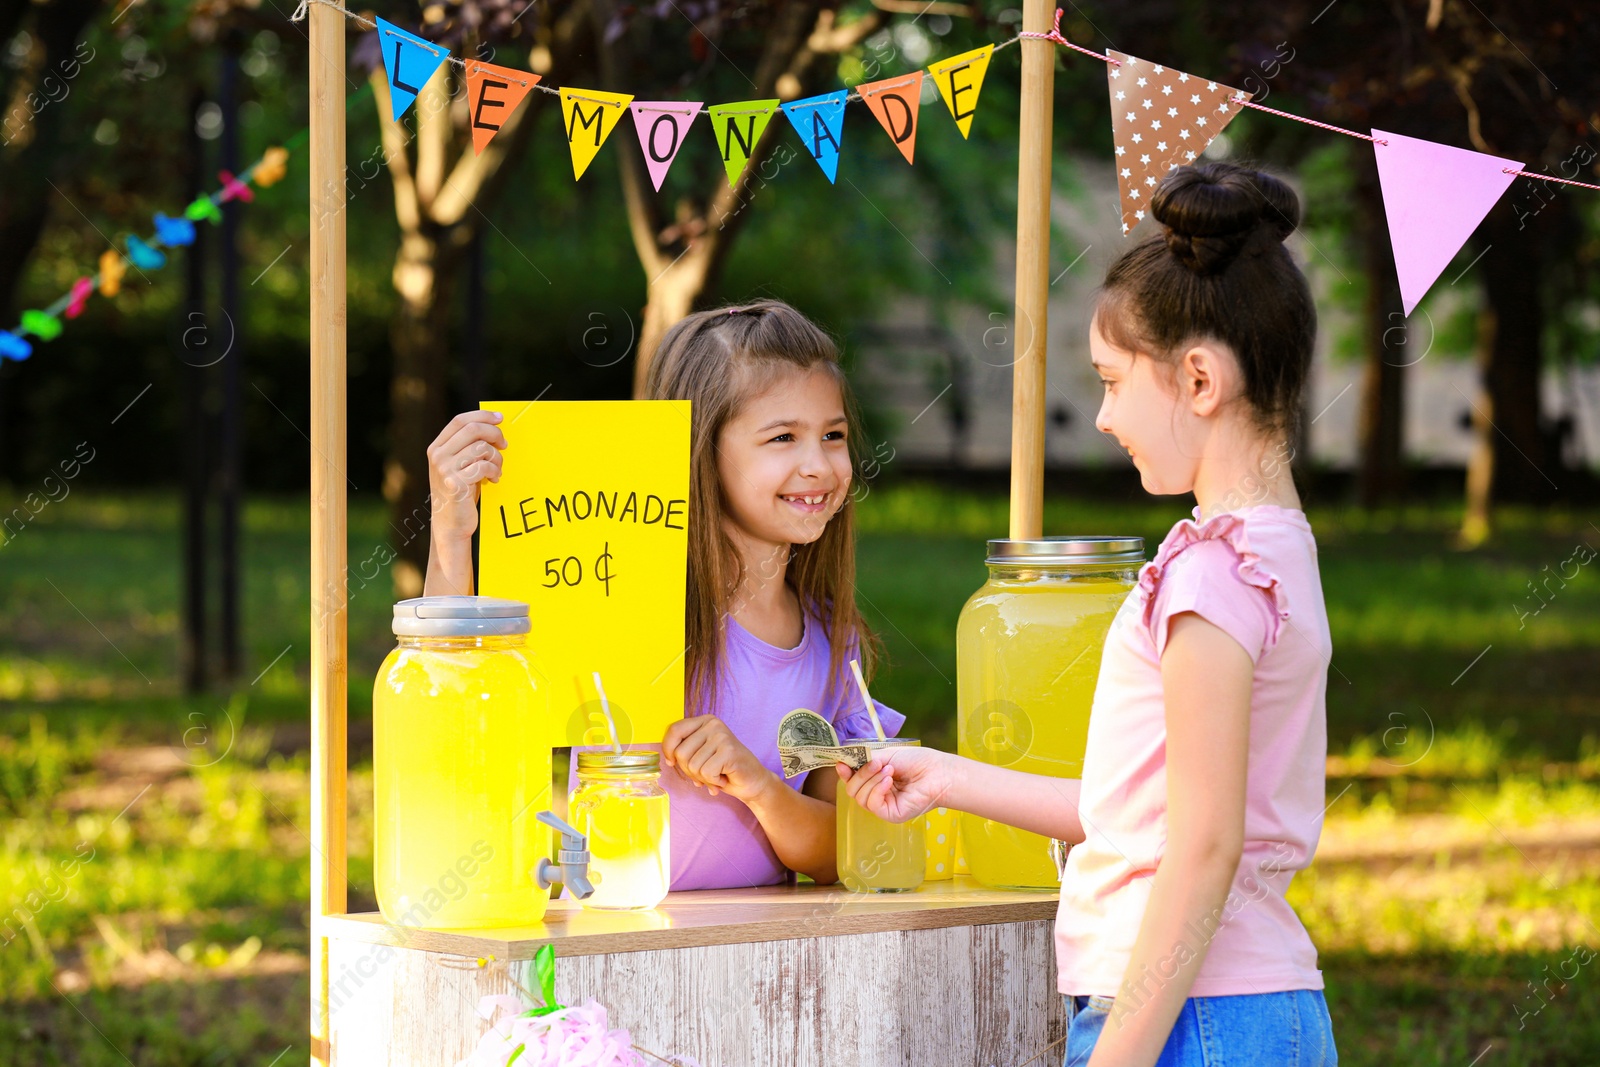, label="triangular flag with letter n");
[782,91,848,183]
[560,88,635,180]
[1106,51,1251,237]
[1372,129,1522,316]
[466,63,540,155]
[928,45,992,139]
[859,71,924,164]
[375,17,450,122]
[707,99,780,187]
[629,102,703,191]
